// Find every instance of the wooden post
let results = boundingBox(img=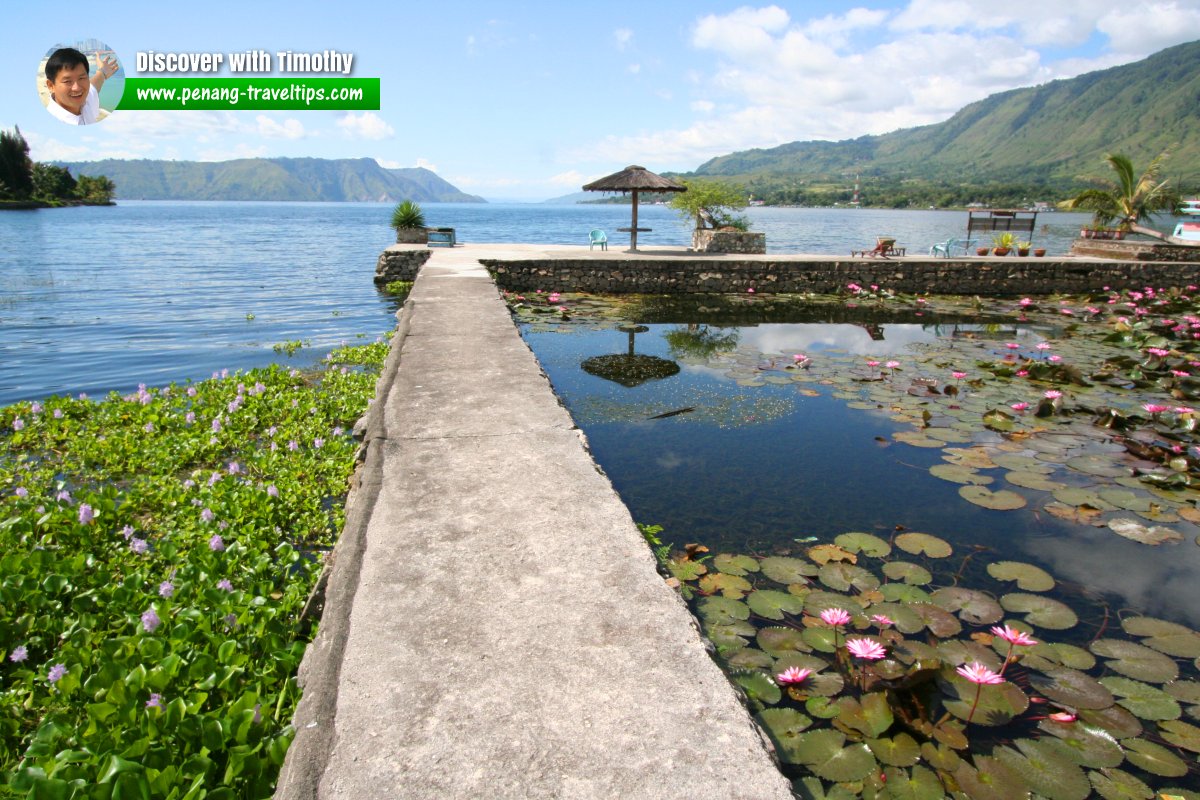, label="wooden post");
[630,189,639,251]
